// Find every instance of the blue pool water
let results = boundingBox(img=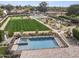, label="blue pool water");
[17,36,59,50]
